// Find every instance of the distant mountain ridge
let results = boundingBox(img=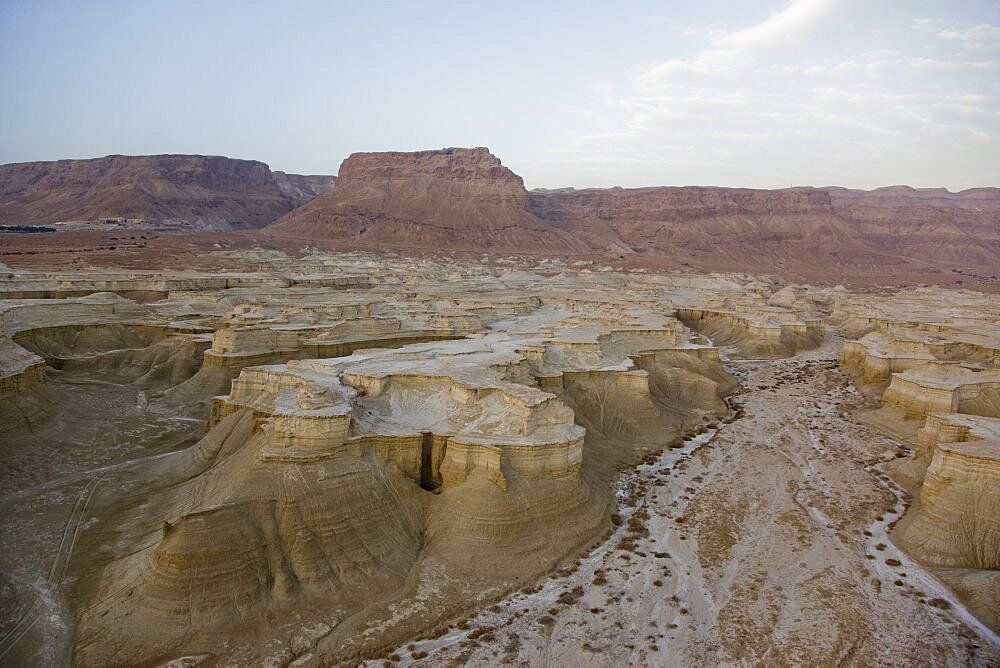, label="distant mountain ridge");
[268,147,1000,277]
[3,147,997,281]
[0,154,335,231]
